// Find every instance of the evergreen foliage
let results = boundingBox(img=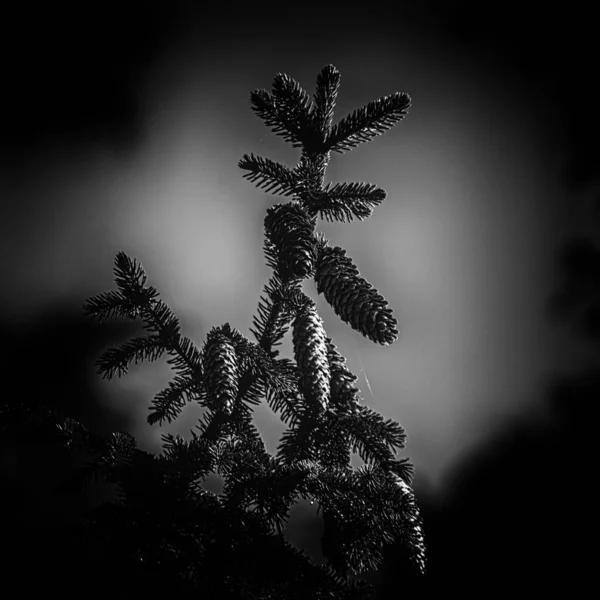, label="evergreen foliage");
[2,65,425,598]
